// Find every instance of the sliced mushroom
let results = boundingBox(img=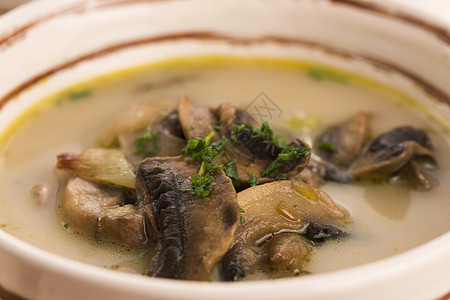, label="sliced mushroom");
[315,113,370,167]
[98,99,185,168]
[220,180,349,281]
[178,96,219,140]
[99,99,178,147]
[350,126,437,189]
[397,161,433,189]
[290,167,320,187]
[136,157,239,280]
[215,105,311,186]
[62,176,146,248]
[267,234,310,274]
[118,109,186,168]
[57,148,136,189]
